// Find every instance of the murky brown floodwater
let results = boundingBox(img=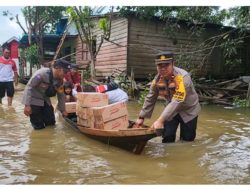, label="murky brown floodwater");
[0,86,249,184]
